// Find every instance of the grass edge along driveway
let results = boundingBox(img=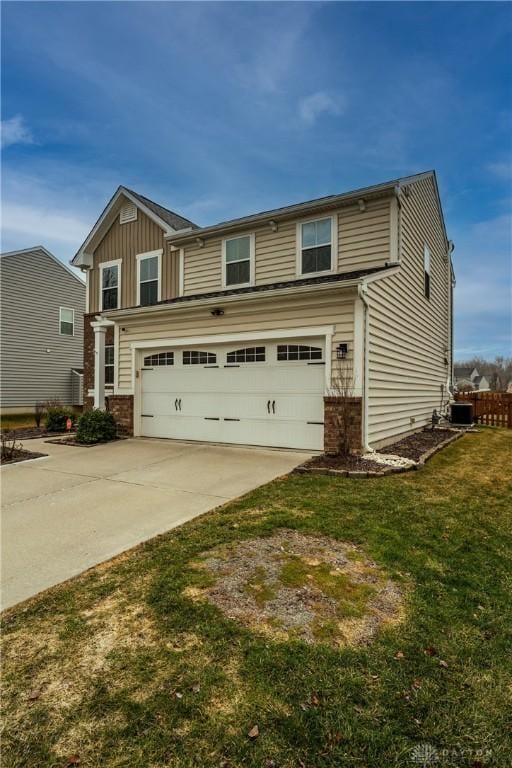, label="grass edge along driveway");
[2,428,511,768]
